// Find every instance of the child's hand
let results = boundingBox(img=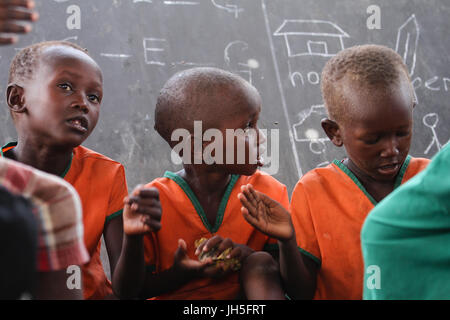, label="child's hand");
[238,184,294,242]
[173,239,215,277]
[0,0,39,45]
[123,185,162,236]
[194,235,253,278]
